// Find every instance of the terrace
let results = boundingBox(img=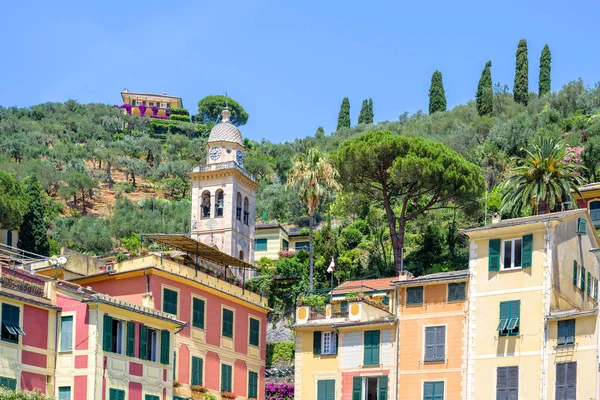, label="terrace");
[192,161,257,183]
[0,267,47,298]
